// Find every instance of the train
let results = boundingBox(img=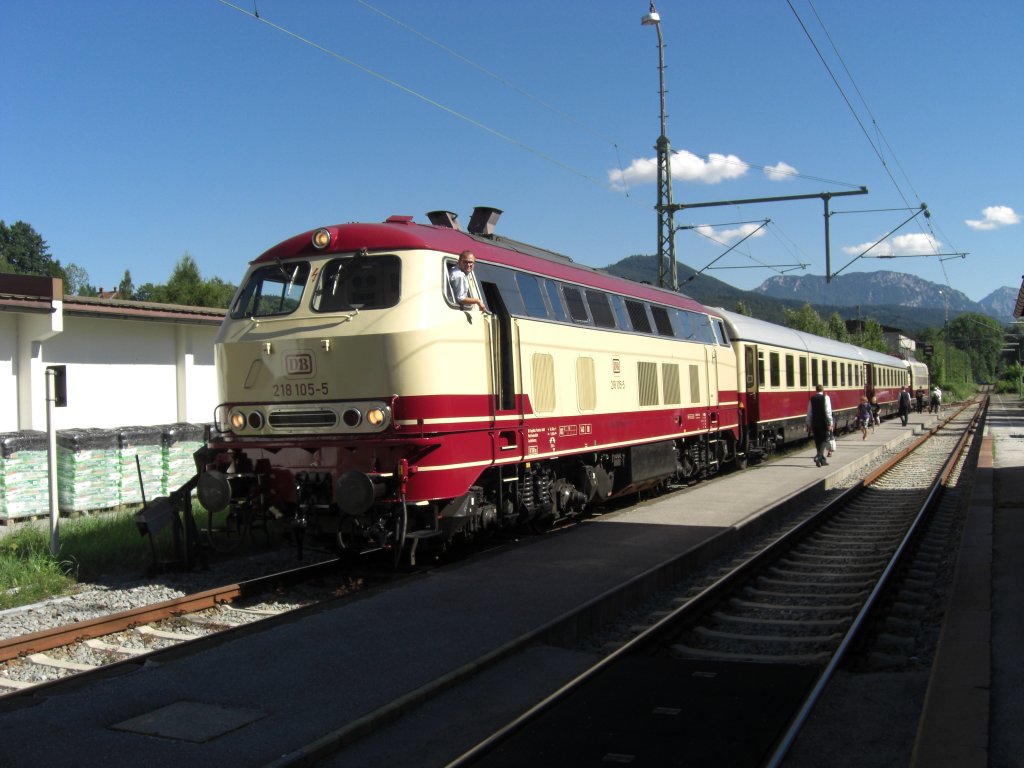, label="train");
[195,207,926,564]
